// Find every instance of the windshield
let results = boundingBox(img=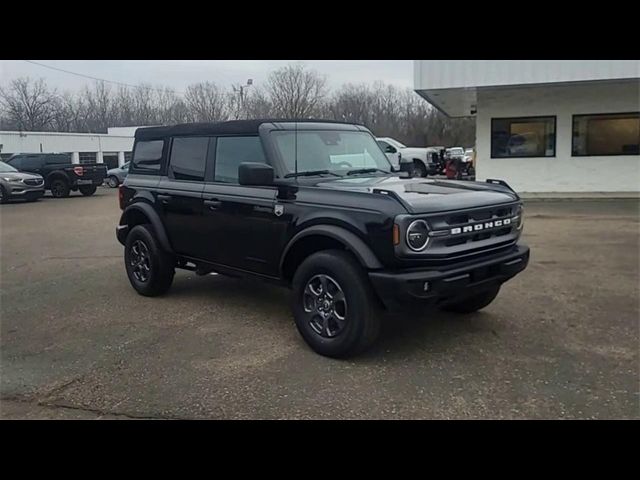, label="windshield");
[0,161,17,173]
[271,130,392,176]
